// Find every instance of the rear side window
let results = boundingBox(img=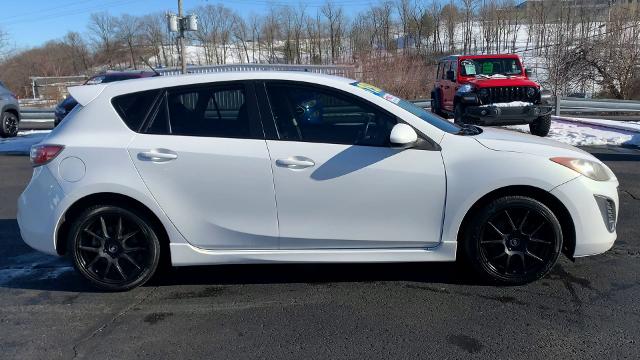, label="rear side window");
[111,90,160,131]
[144,83,255,138]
